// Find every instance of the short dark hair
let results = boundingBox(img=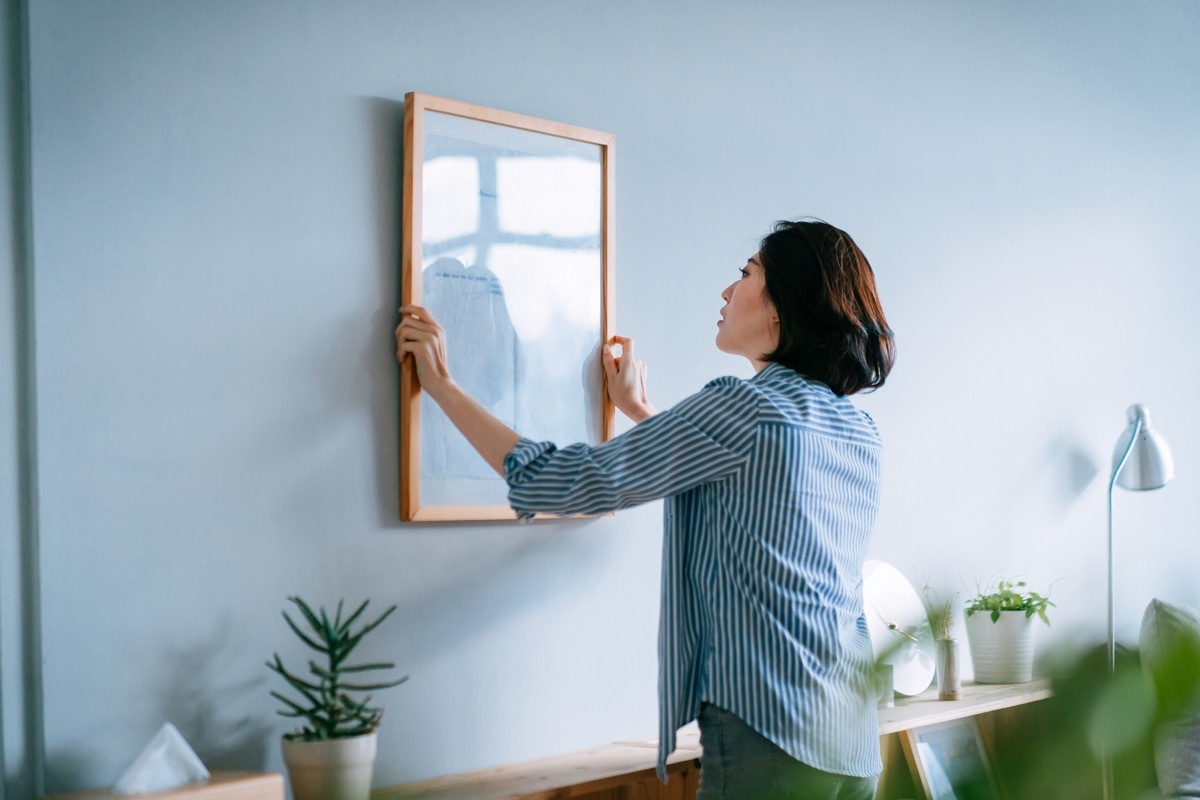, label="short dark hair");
[759,219,895,396]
